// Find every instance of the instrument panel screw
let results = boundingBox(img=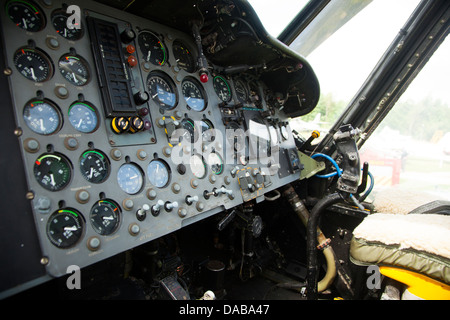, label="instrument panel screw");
[14,128,23,137]
[3,68,12,76]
